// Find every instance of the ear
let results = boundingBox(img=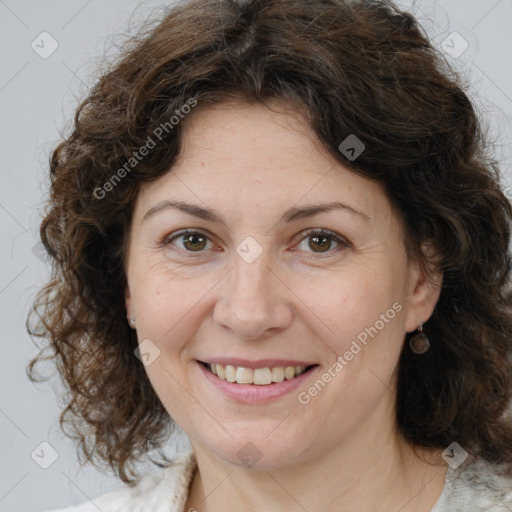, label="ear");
[404,244,443,333]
